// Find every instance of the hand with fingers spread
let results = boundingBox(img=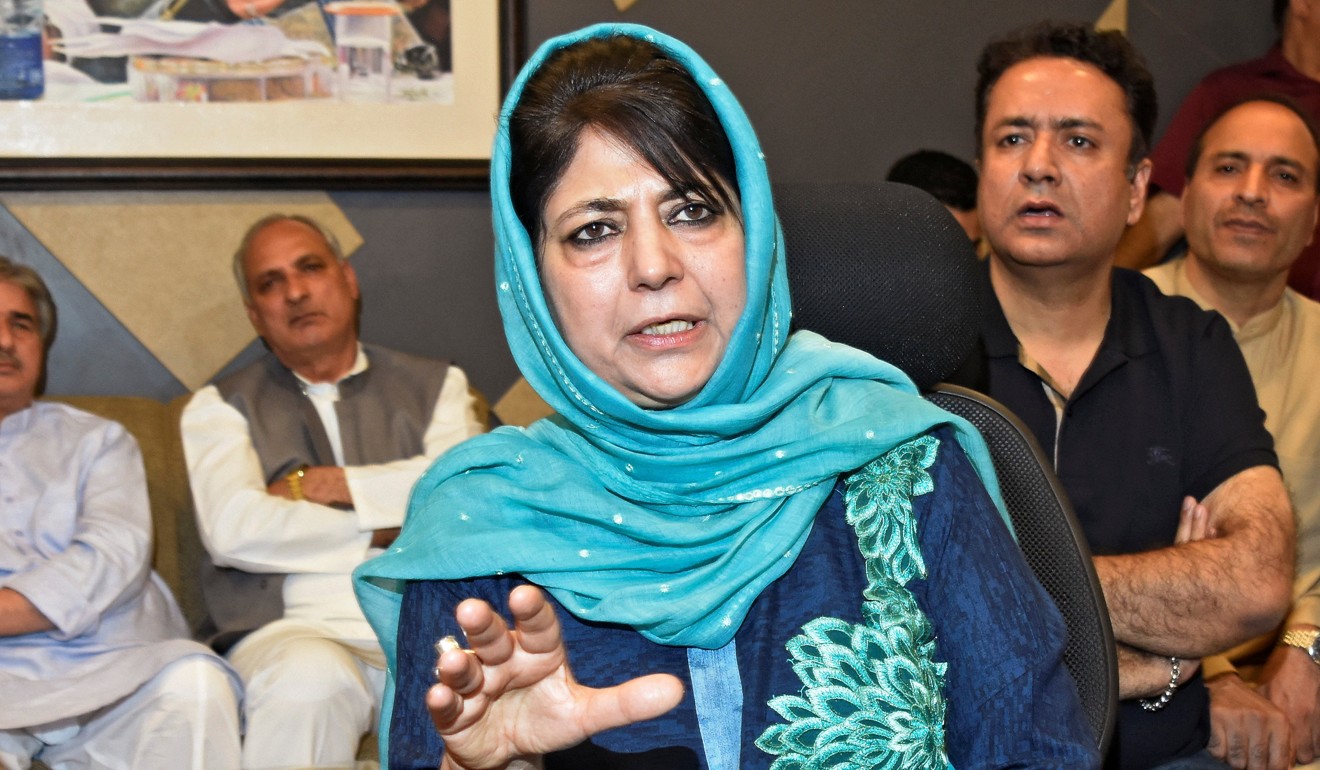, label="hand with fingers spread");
[429,585,685,770]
